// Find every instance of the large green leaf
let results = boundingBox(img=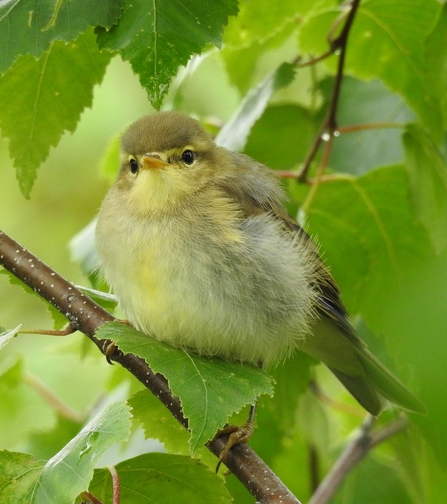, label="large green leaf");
[244,104,317,170]
[333,453,415,504]
[96,322,274,454]
[423,2,447,106]
[221,0,335,93]
[129,390,191,455]
[216,63,296,152]
[302,164,431,314]
[303,164,447,468]
[0,402,131,504]
[88,453,232,504]
[0,358,55,449]
[0,0,121,73]
[0,451,45,504]
[318,76,411,176]
[97,0,238,109]
[0,29,111,196]
[403,124,447,254]
[128,391,219,469]
[224,0,325,48]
